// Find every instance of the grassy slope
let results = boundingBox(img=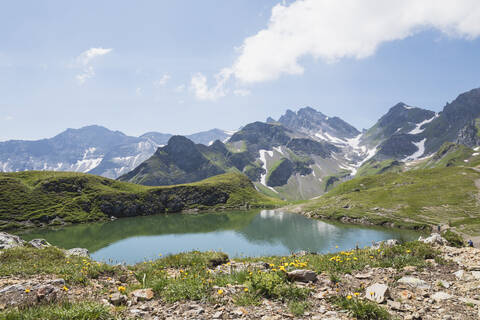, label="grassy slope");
[300,167,480,234]
[0,171,282,230]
